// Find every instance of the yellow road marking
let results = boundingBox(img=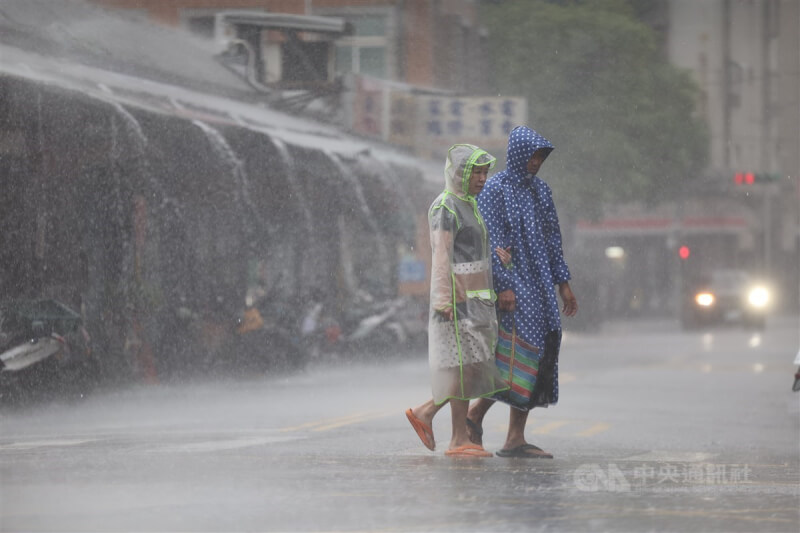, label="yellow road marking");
[530,420,570,435]
[284,411,611,438]
[313,411,393,432]
[279,411,392,433]
[575,422,611,437]
[560,372,576,383]
[278,421,321,432]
